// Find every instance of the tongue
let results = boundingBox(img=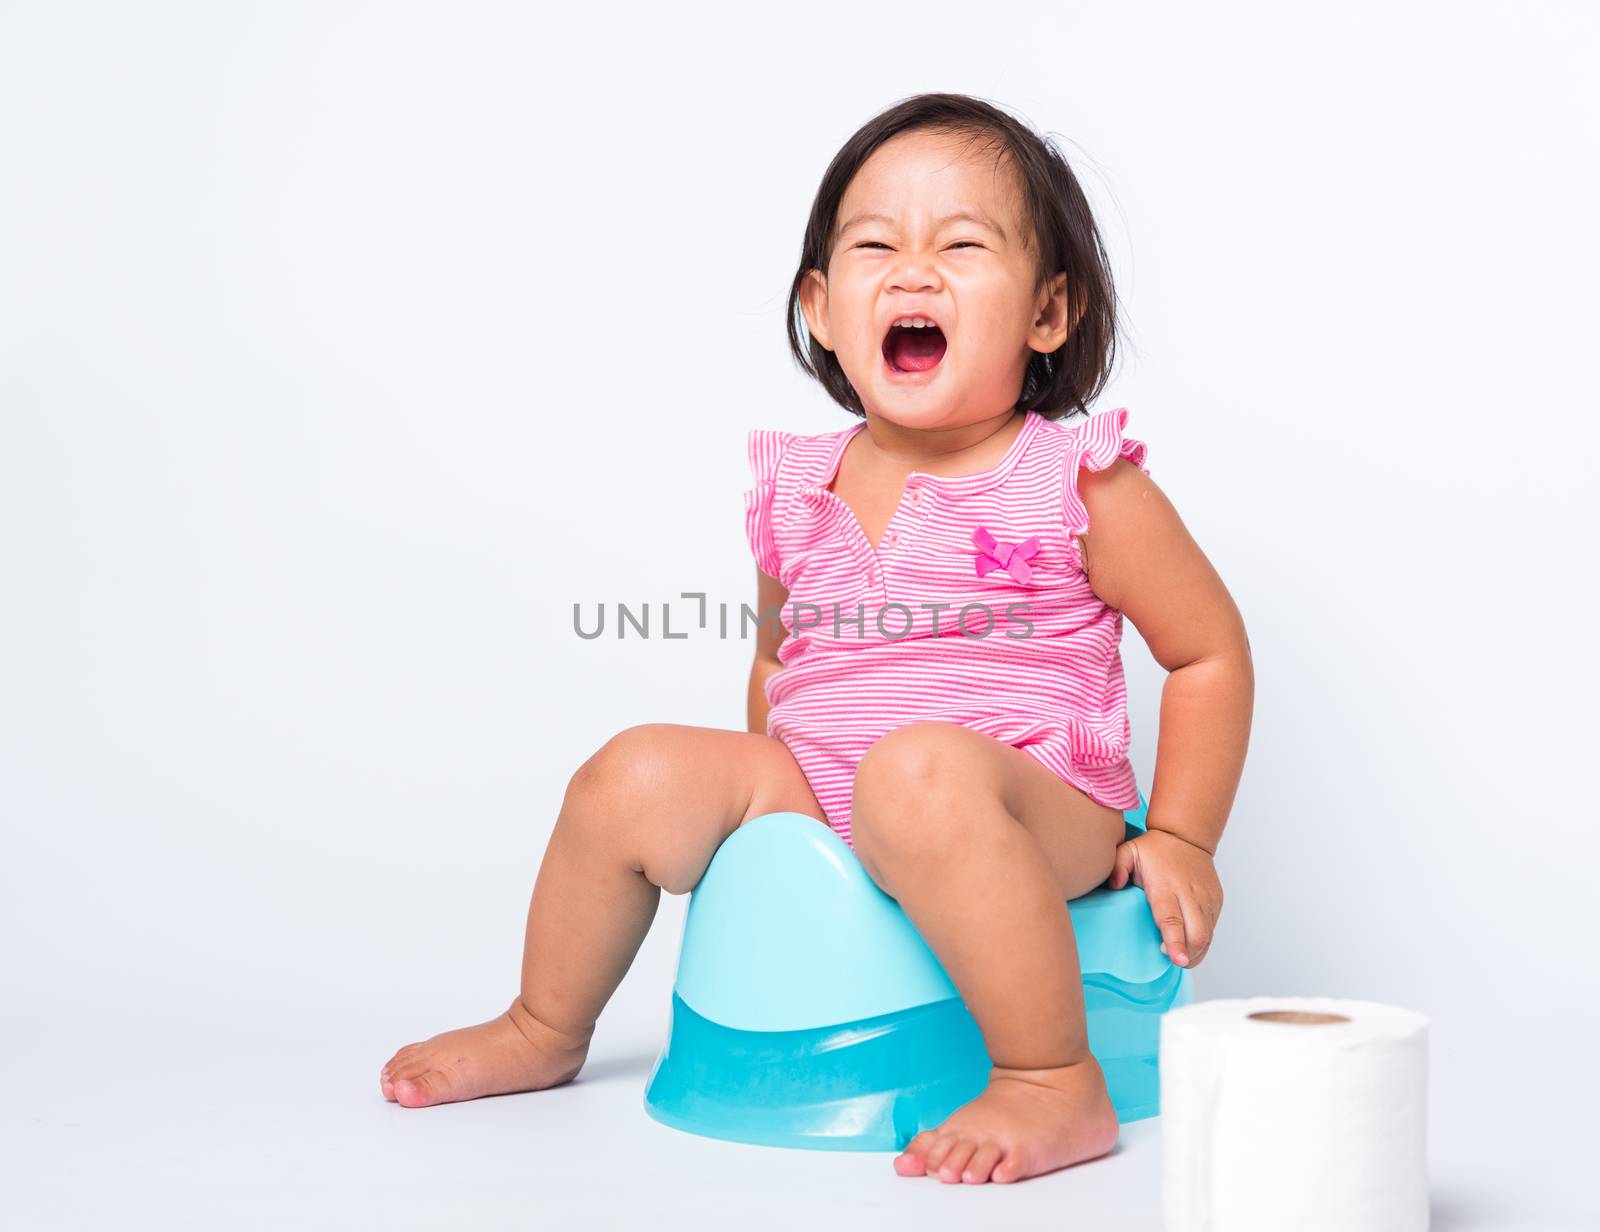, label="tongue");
[886,327,947,373]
